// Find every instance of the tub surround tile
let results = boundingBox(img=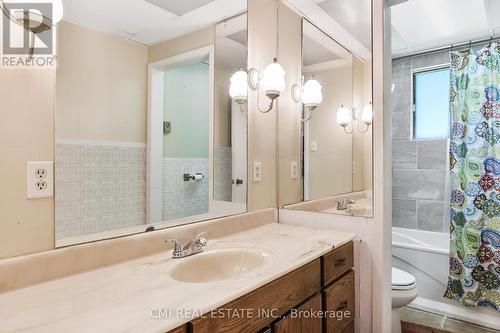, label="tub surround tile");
[393,141,417,169]
[417,140,447,170]
[417,200,445,232]
[0,222,355,333]
[393,110,412,141]
[392,52,452,233]
[393,170,446,201]
[411,50,450,70]
[393,199,417,229]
